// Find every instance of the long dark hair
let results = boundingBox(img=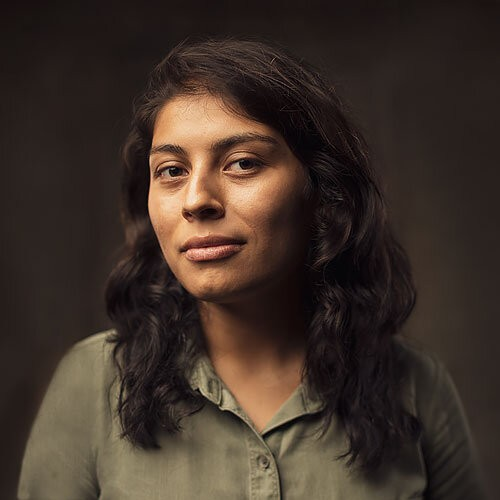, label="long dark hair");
[106,37,420,471]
